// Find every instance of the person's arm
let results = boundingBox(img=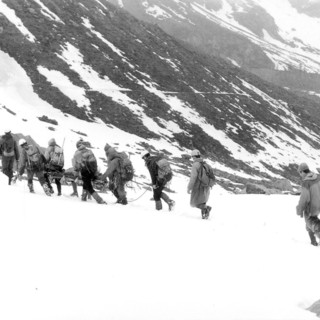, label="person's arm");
[187,162,199,193]
[147,160,158,186]
[296,187,310,217]
[44,146,51,162]
[14,140,20,161]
